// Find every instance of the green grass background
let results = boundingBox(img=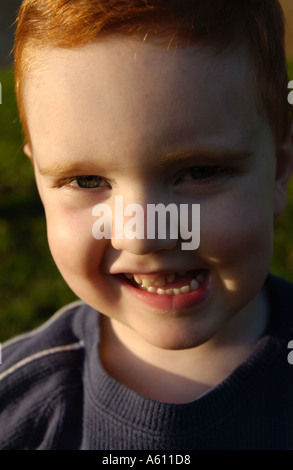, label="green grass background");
[0,64,293,342]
